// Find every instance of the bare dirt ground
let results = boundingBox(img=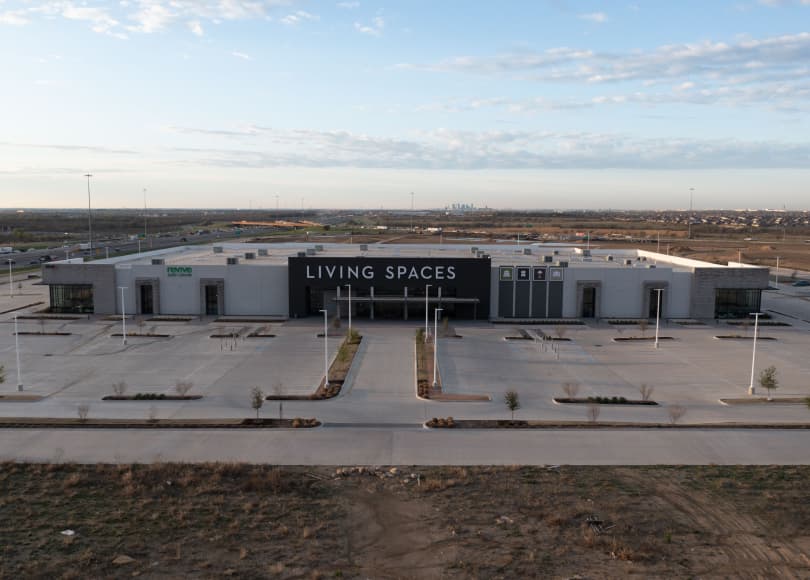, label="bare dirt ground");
[2,463,810,579]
